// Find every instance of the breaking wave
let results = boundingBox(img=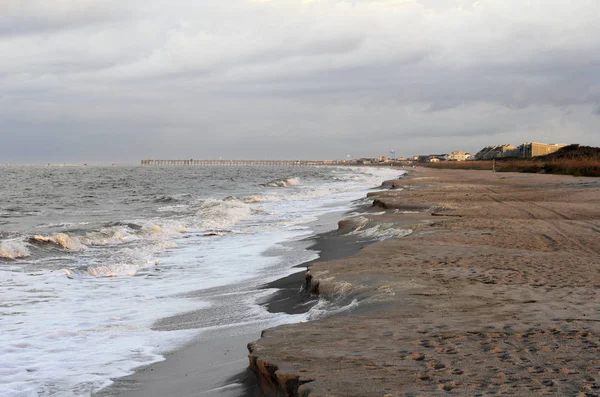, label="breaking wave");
[140,221,189,237]
[30,233,87,251]
[243,196,262,203]
[82,226,139,246]
[61,263,148,279]
[86,264,140,278]
[262,177,301,187]
[195,199,252,229]
[0,240,31,259]
[0,163,408,397]
[61,242,165,279]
